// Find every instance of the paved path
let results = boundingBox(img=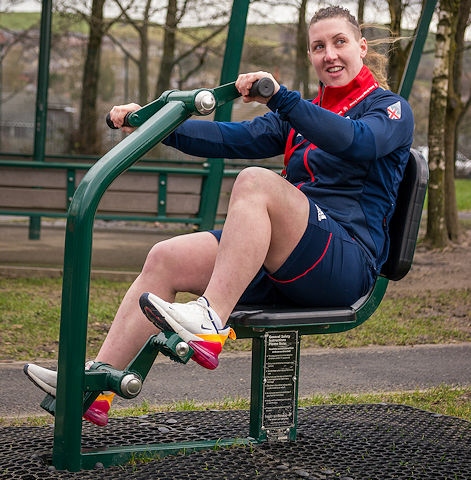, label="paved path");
[2,342,470,418]
[0,218,172,280]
